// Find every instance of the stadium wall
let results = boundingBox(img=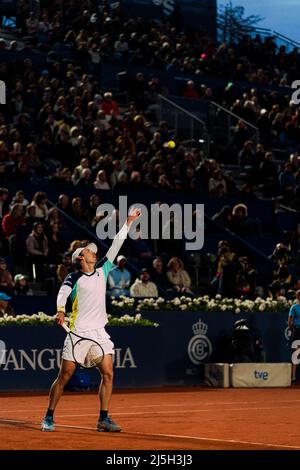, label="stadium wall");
[0,311,291,391]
